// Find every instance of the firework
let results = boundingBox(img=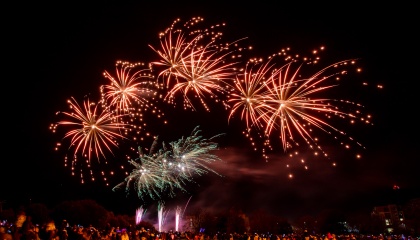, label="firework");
[165,125,224,180]
[175,206,181,232]
[227,58,277,131]
[150,17,247,111]
[100,60,167,156]
[112,143,181,200]
[149,17,223,86]
[227,48,372,162]
[157,201,169,232]
[51,67,167,185]
[148,27,200,87]
[263,60,355,152]
[112,126,223,200]
[136,206,147,225]
[165,44,239,111]
[51,96,129,163]
[50,16,375,186]
[100,61,158,114]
